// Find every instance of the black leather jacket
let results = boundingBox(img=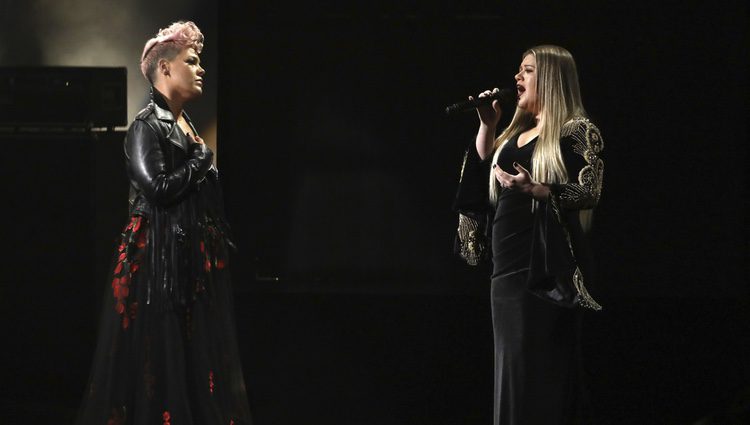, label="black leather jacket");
[125,88,214,216]
[123,87,227,309]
